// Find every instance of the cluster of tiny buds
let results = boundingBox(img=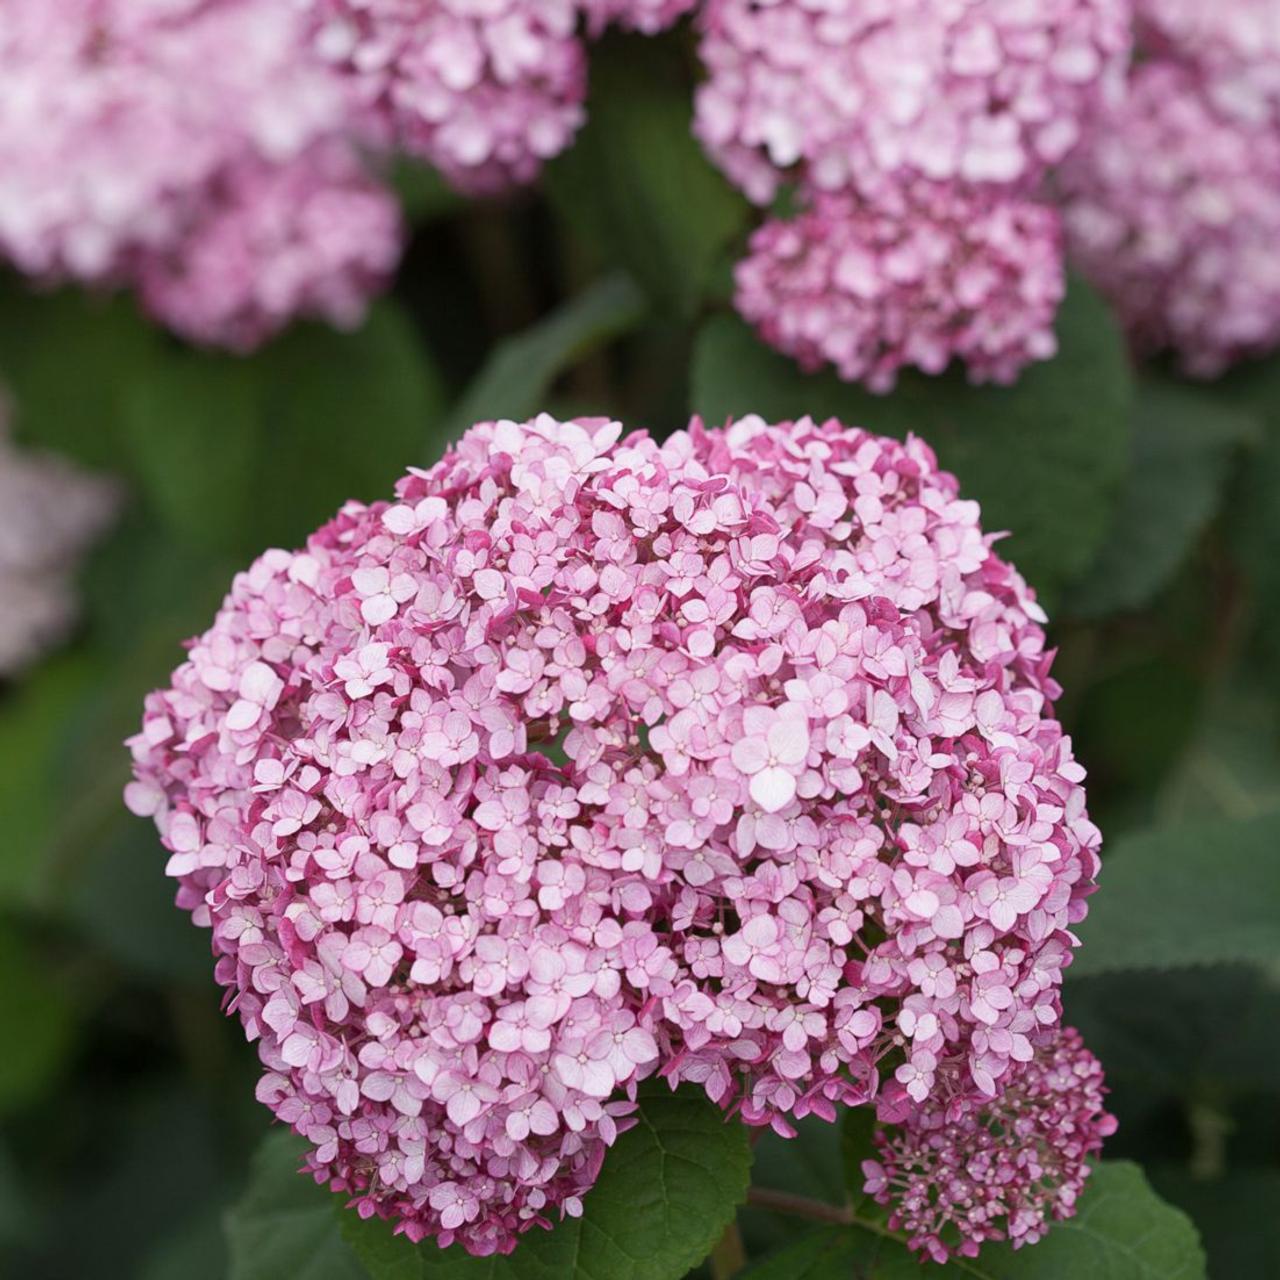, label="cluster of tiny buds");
[864,1026,1116,1263]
